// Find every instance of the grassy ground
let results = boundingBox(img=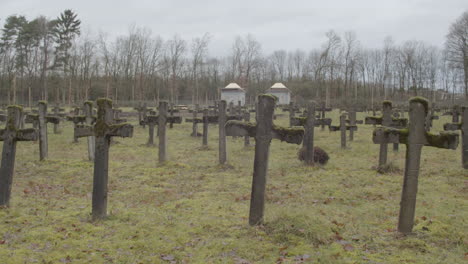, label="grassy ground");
[0,109,466,264]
